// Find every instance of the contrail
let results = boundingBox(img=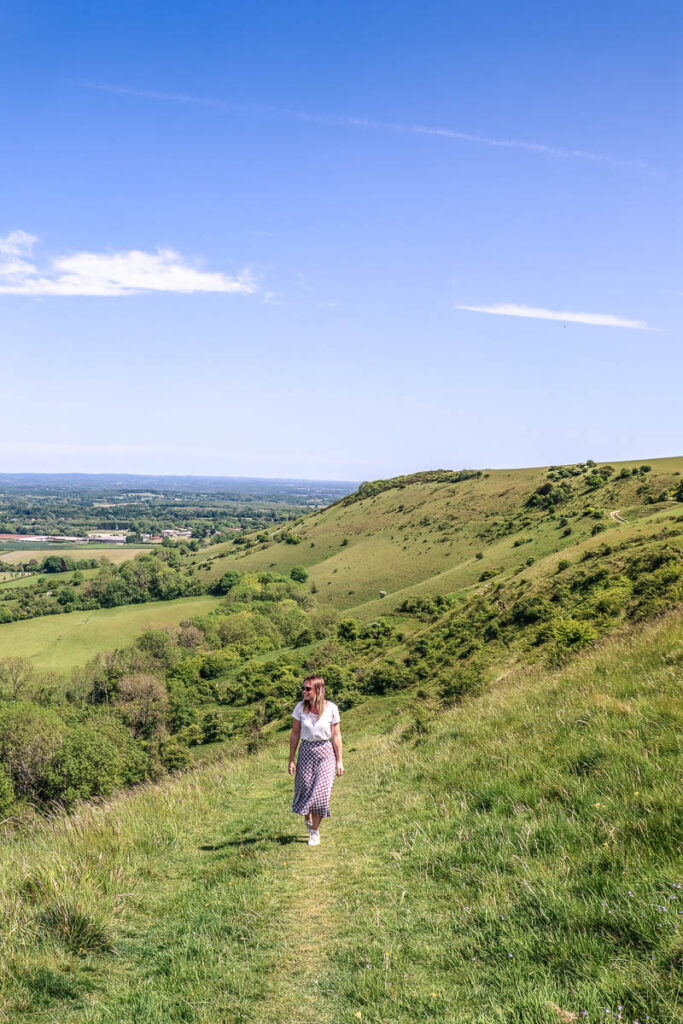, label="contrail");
[81,83,651,171]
